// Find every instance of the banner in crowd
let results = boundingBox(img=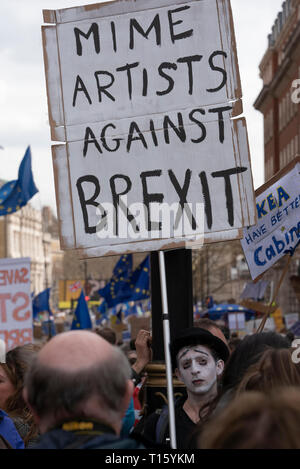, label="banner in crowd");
[241,158,300,280]
[42,0,256,257]
[0,257,32,351]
